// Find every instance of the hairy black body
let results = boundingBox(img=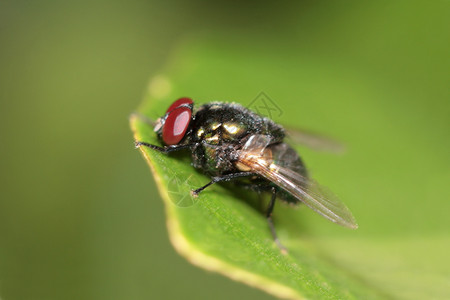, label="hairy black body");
[183,102,307,204]
[189,102,284,174]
